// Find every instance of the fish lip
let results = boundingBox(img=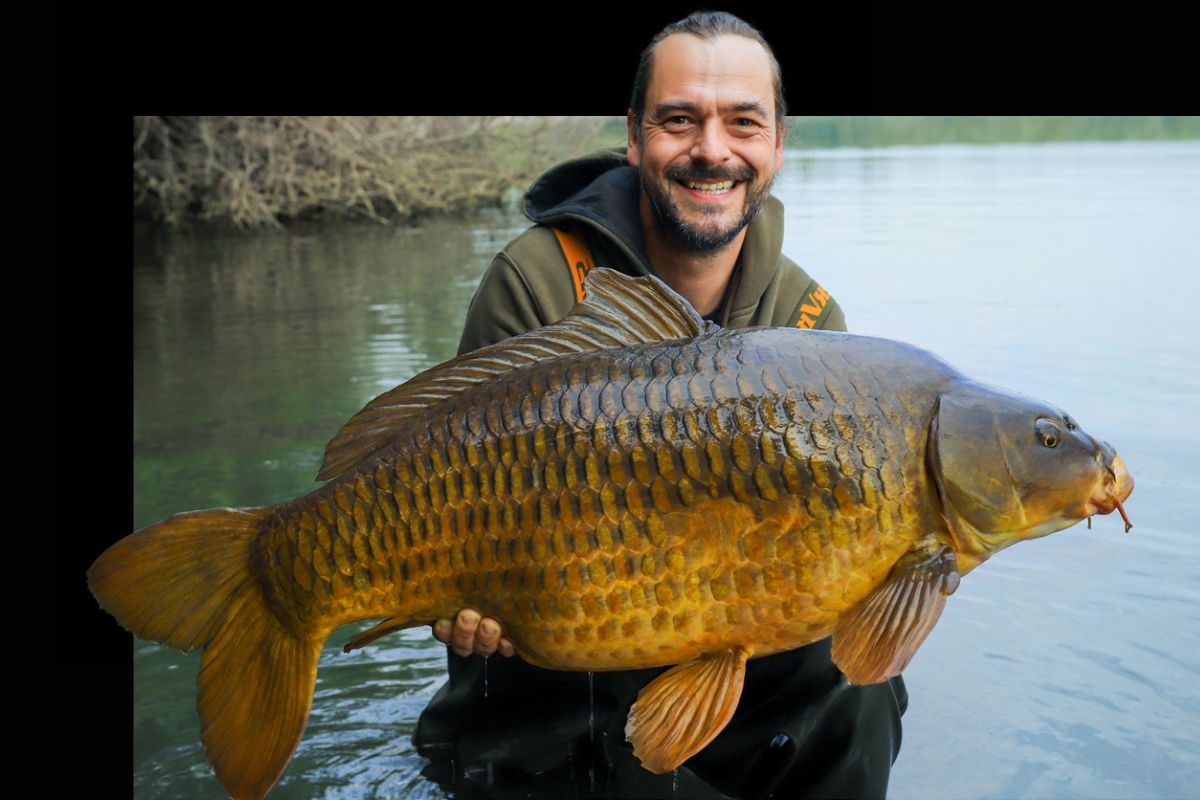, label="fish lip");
[1085,454,1134,516]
